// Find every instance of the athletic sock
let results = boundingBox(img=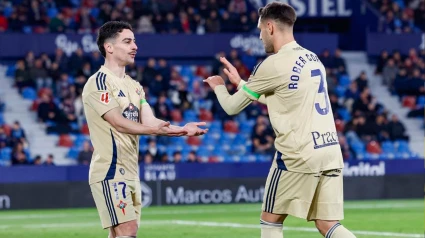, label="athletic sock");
[260,219,283,238]
[325,223,356,238]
